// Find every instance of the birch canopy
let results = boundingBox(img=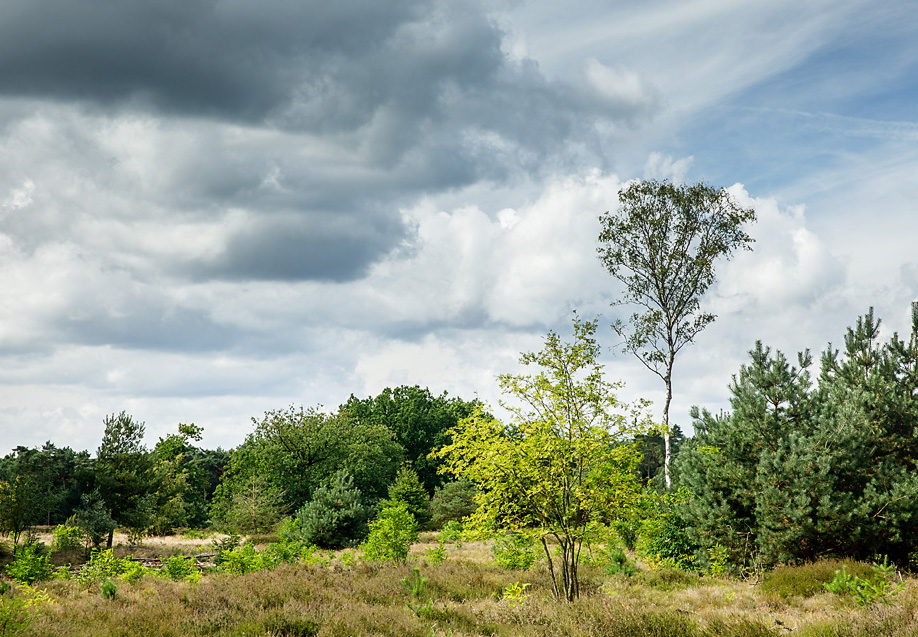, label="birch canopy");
[597,180,756,488]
